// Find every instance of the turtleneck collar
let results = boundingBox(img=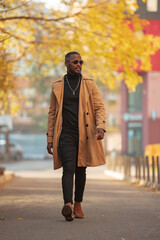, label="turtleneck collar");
[67,72,81,81]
